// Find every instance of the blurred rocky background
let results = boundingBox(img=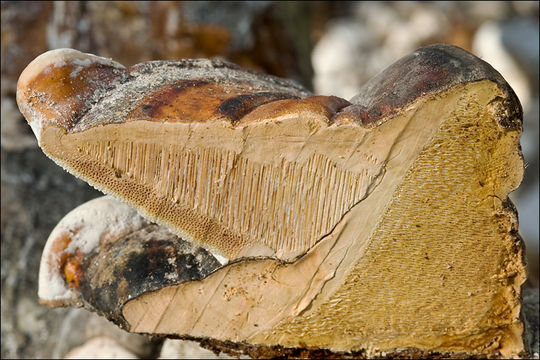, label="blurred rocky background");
[1,1,538,359]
